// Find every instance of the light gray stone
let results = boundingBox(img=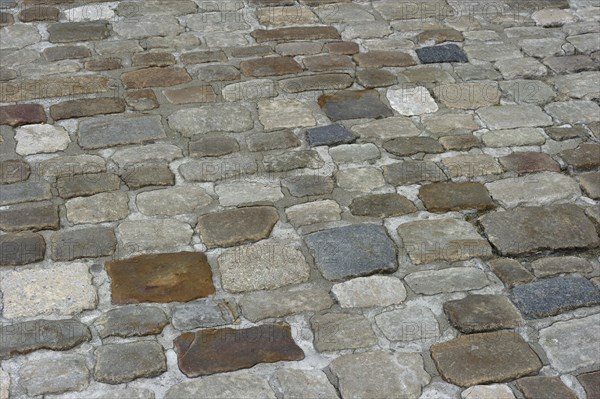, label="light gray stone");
[350,117,420,140]
[285,200,341,227]
[168,105,253,136]
[464,43,522,61]
[329,143,380,163]
[273,369,338,399]
[495,58,548,79]
[179,156,257,182]
[66,192,129,224]
[15,124,70,155]
[387,86,438,116]
[375,304,440,342]
[94,341,166,384]
[113,16,183,39]
[532,9,577,27]
[531,256,593,278]
[181,12,249,32]
[552,72,600,99]
[404,267,489,295]
[336,167,385,192]
[500,80,556,104]
[0,369,8,399]
[568,32,600,53]
[545,100,600,124]
[481,128,545,147]
[311,313,376,352]
[258,100,316,131]
[331,276,407,308]
[222,79,277,102]
[477,105,553,130]
[136,186,212,216]
[461,384,515,399]
[215,181,283,206]
[95,306,168,338]
[442,154,503,178]
[111,144,183,167]
[165,371,276,399]
[172,299,235,330]
[20,355,89,396]
[0,24,40,50]
[117,220,193,251]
